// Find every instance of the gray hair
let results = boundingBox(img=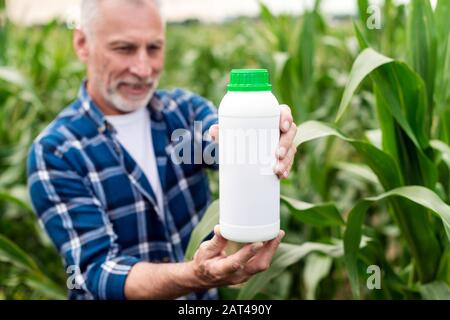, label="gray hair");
[80,0,163,36]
